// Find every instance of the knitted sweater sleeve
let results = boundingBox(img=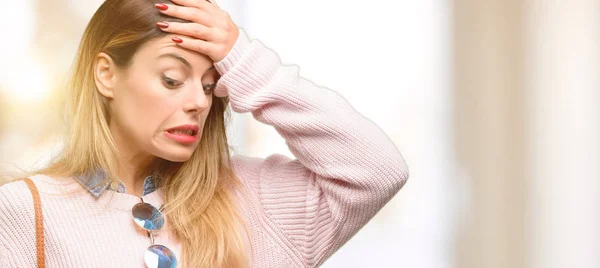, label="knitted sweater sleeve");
[213,29,410,267]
